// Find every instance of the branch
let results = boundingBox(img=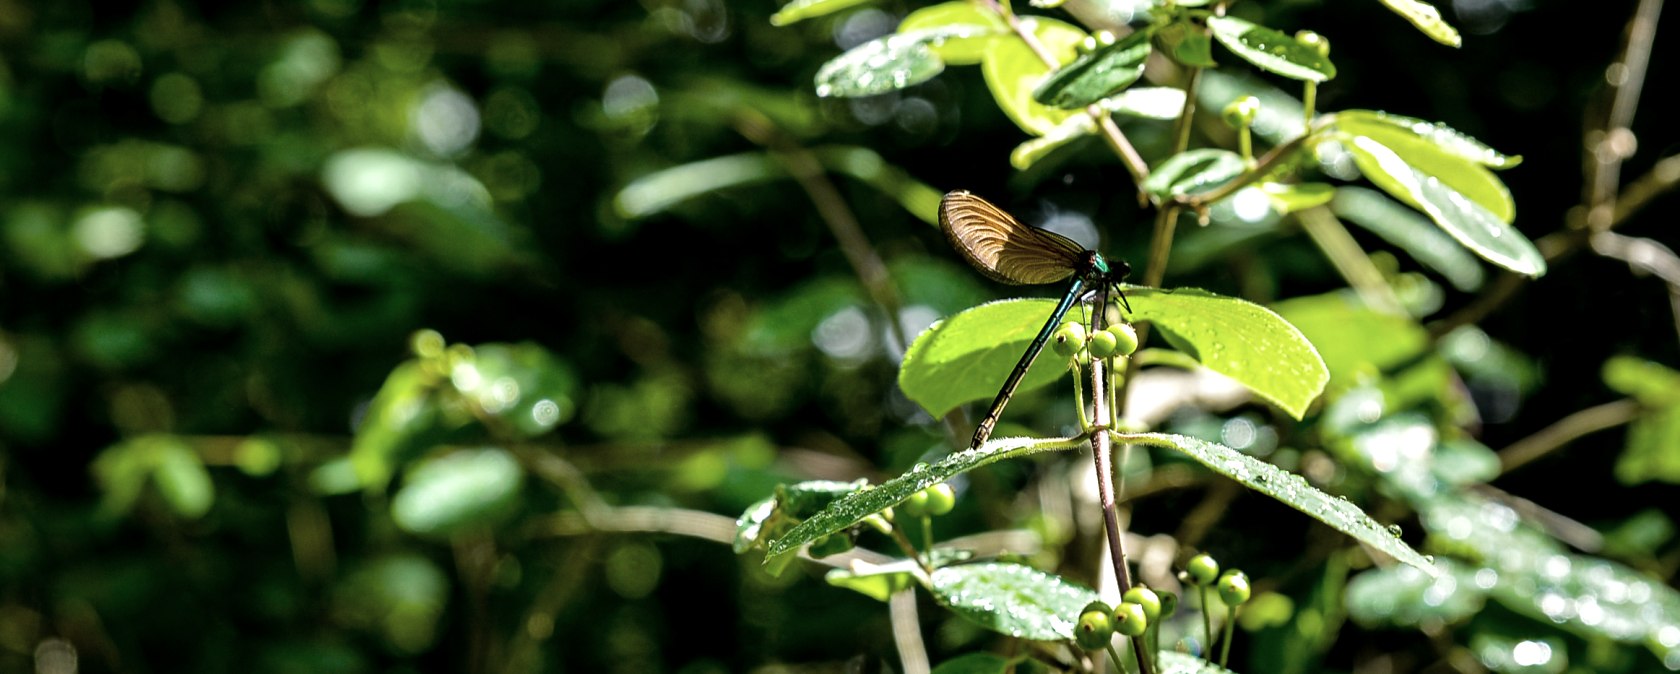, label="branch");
[1497,398,1641,474]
